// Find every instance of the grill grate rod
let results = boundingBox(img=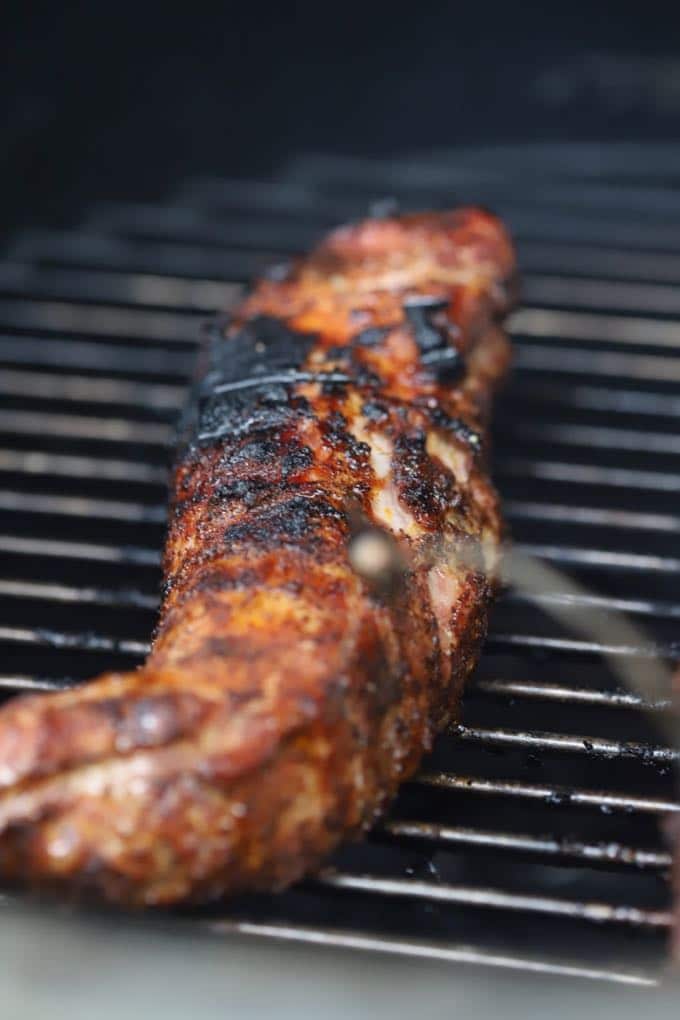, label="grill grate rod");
[514,543,680,575]
[78,196,680,250]
[0,298,205,344]
[314,871,673,929]
[1,561,676,624]
[0,369,184,408]
[0,450,167,484]
[522,276,680,315]
[0,261,241,310]
[0,675,72,692]
[499,459,680,493]
[4,493,680,548]
[381,820,670,869]
[0,410,172,445]
[505,382,680,418]
[0,579,157,609]
[0,621,672,665]
[204,920,658,987]
[473,677,672,711]
[505,502,680,535]
[512,308,680,349]
[0,665,670,717]
[0,625,148,657]
[452,724,676,763]
[0,339,192,377]
[507,591,680,621]
[513,348,680,383]
[0,491,166,524]
[416,772,679,815]
[487,634,675,659]
[514,346,680,383]
[0,534,159,566]
[6,410,680,459]
[507,423,680,456]
[11,447,679,496]
[5,407,680,473]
